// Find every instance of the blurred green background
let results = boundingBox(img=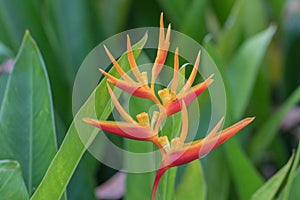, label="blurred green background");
[0,0,300,199]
